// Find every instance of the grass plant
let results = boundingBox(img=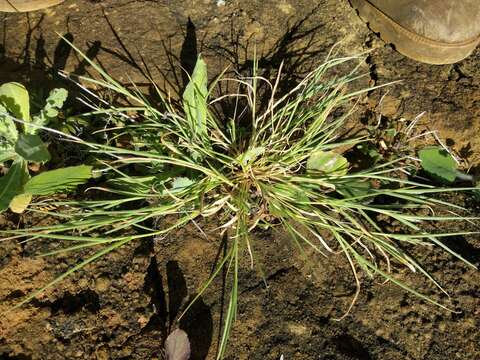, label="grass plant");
[2,42,478,358]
